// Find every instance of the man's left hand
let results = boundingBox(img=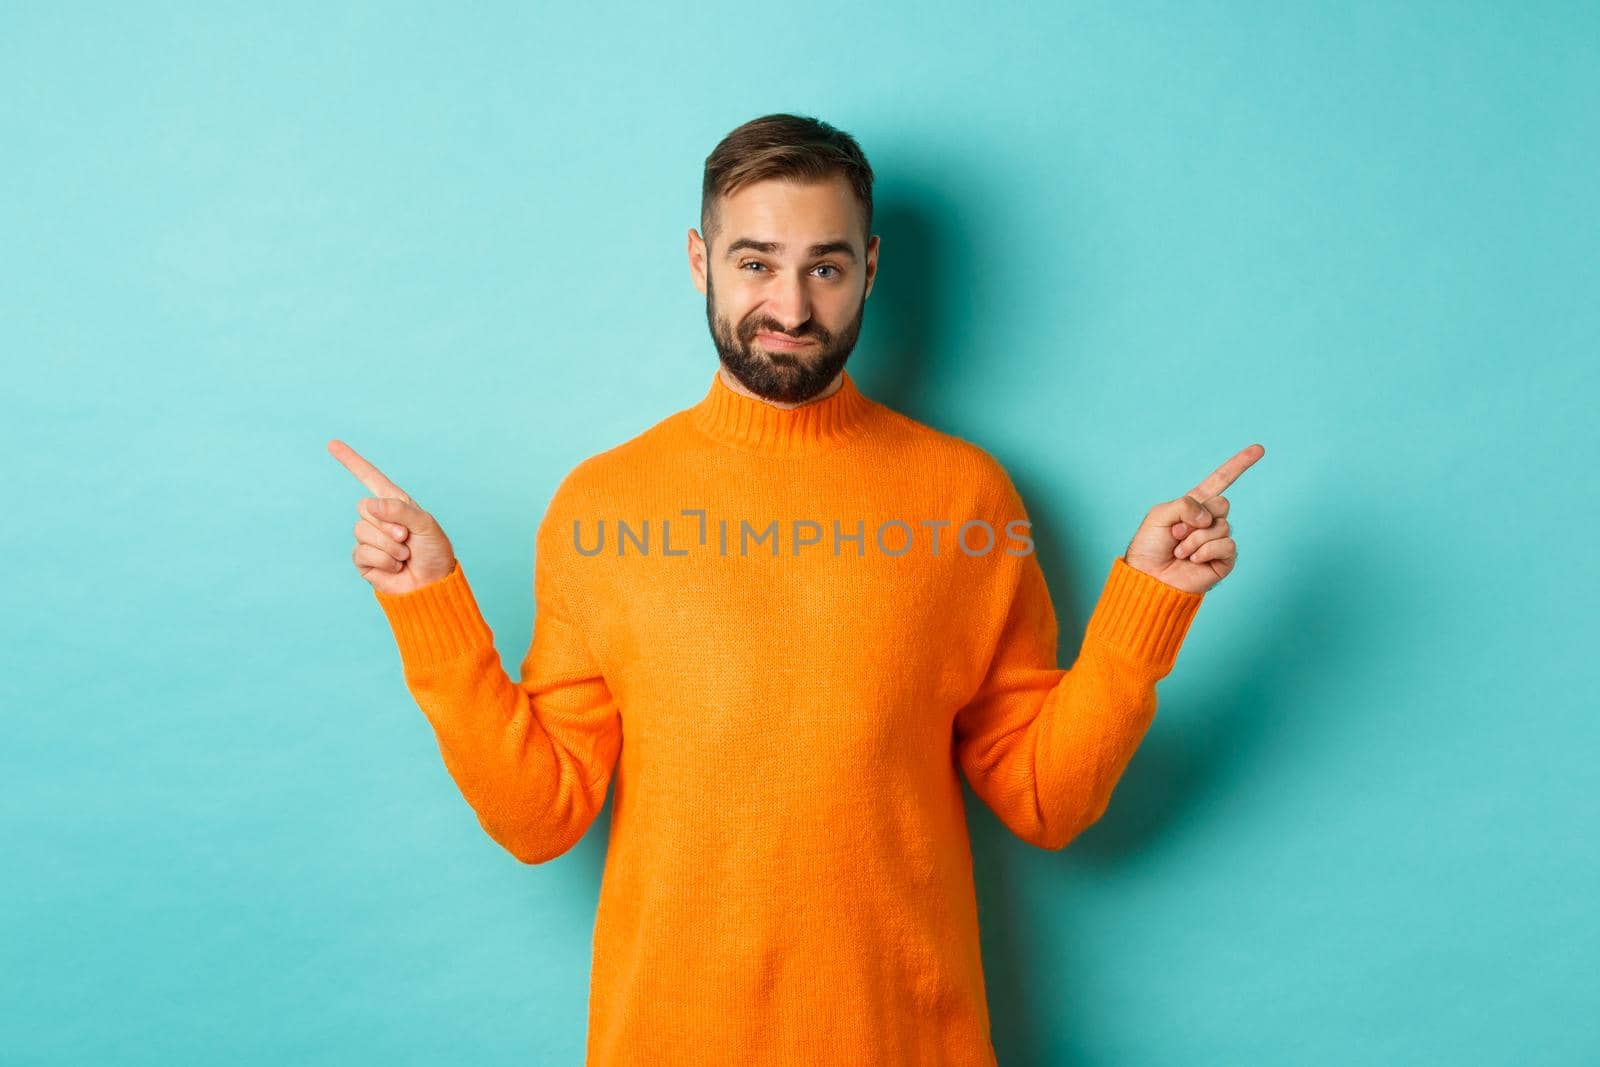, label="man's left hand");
[1123,443,1265,595]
